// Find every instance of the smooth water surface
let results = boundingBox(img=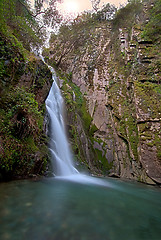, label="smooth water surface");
[0,177,161,240]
